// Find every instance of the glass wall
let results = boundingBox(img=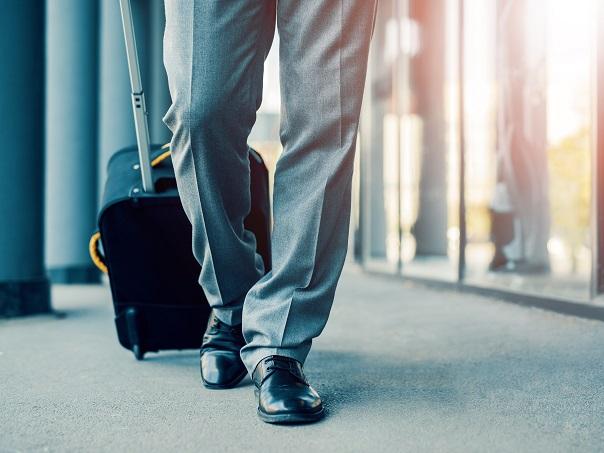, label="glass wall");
[359,0,598,303]
[360,0,401,272]
[360,0,460,279]
[462,0,595,300]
